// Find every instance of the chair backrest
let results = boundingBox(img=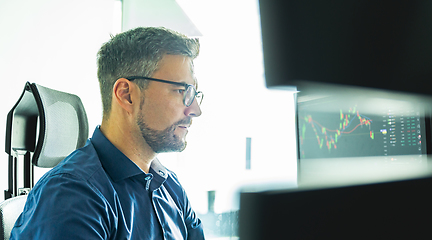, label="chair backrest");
[6,82,89,169]
[2,82,88,240]
[0,196,27,240]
